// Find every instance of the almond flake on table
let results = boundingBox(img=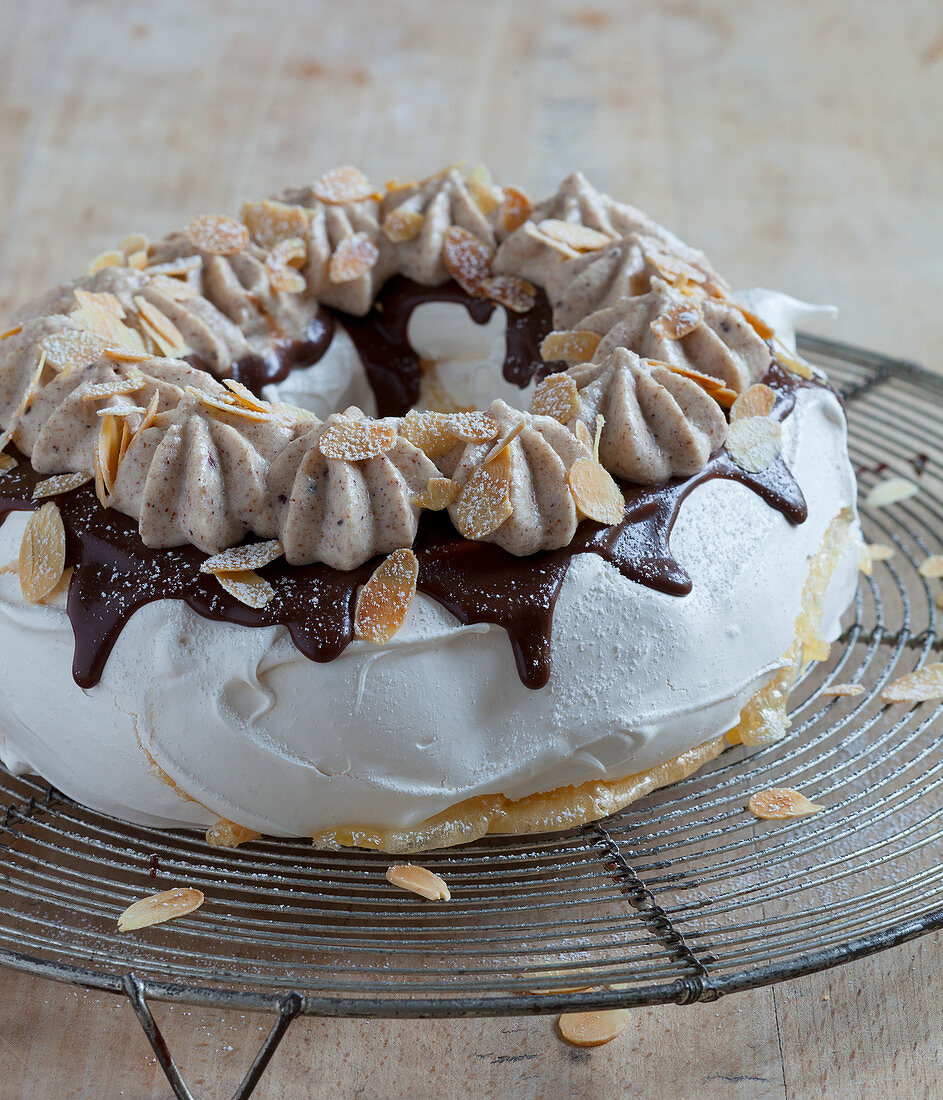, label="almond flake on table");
[864,477,918,509]
[117,887,204,931]
[385,863,450,901]
[558,1009,631,1047]
[881,663,943,706]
